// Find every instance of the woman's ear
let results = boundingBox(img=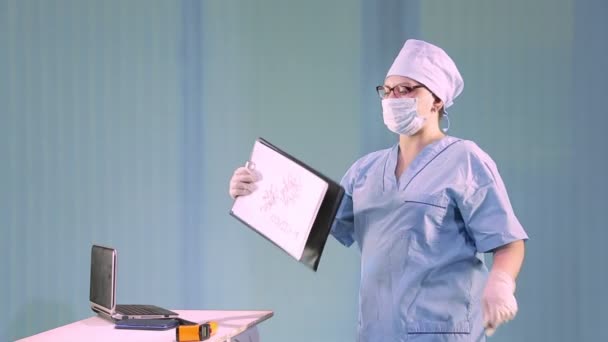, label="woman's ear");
[432,99,444,113]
